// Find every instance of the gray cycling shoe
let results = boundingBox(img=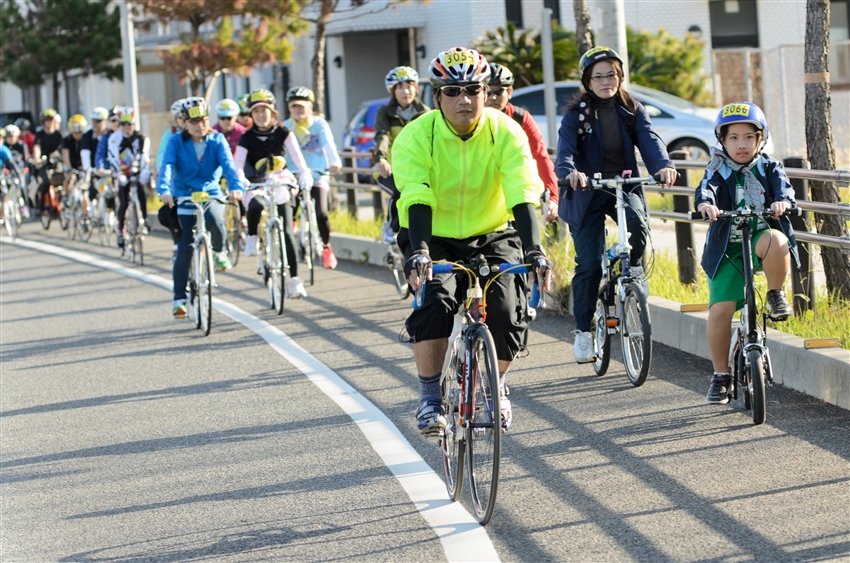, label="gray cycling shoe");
[416,399,446,436]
